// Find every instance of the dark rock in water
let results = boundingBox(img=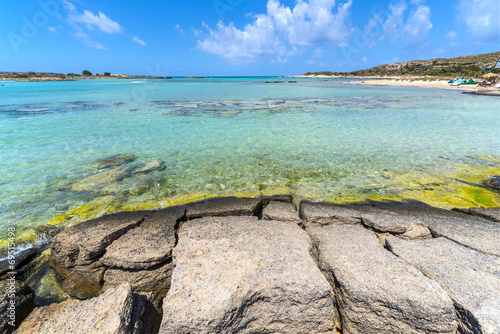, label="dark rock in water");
[0,280,34,333]
[95,153,137,170]
[0,247,36,278]
[16,283,159,334]
[186,196,261,219]
[307,224,457,334]
[50,211,151,299]
[388,237,500,334]
[485,175,500,192]
[160,216,335,333]
[262,201,301,223]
